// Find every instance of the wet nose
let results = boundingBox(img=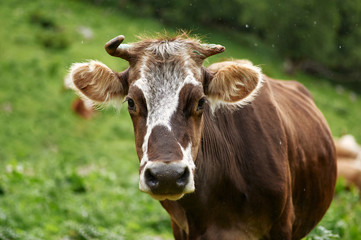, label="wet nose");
[144,164,190,195]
